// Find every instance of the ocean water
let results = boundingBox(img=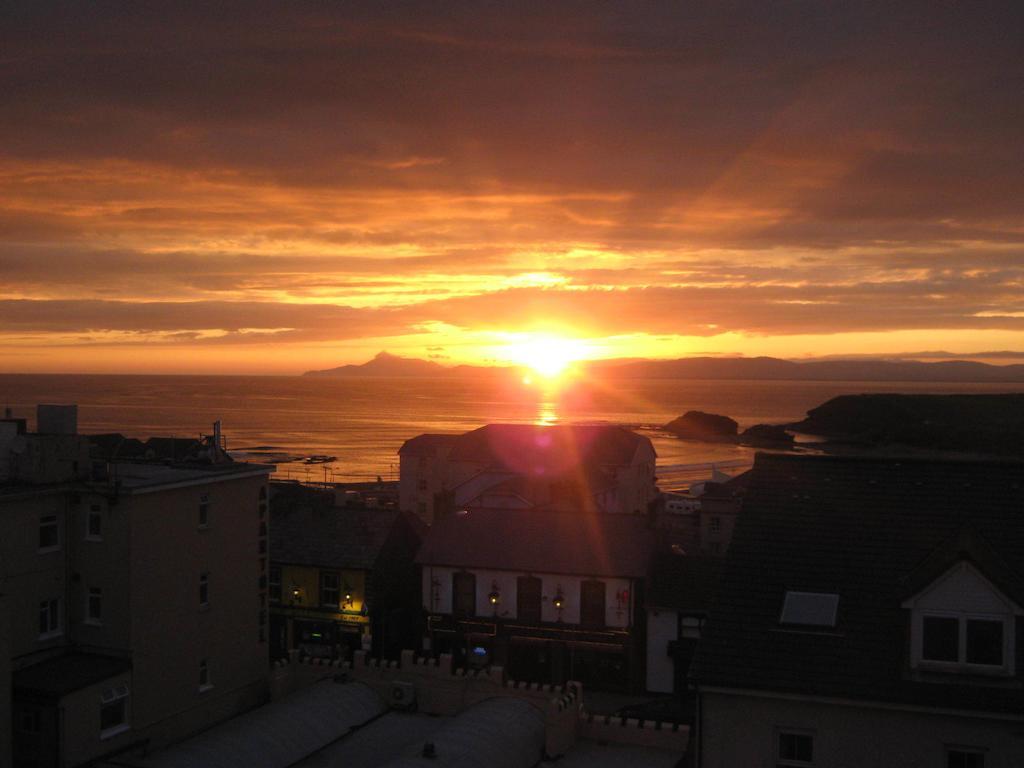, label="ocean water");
[0,374,1017,488]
